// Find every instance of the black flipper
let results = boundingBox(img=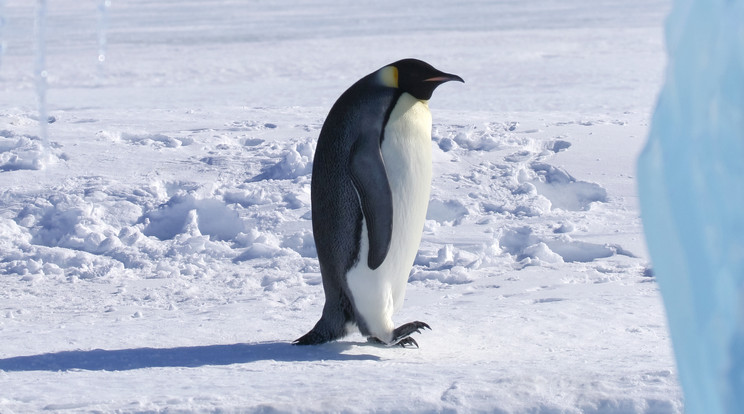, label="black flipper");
[349,136,393,270]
